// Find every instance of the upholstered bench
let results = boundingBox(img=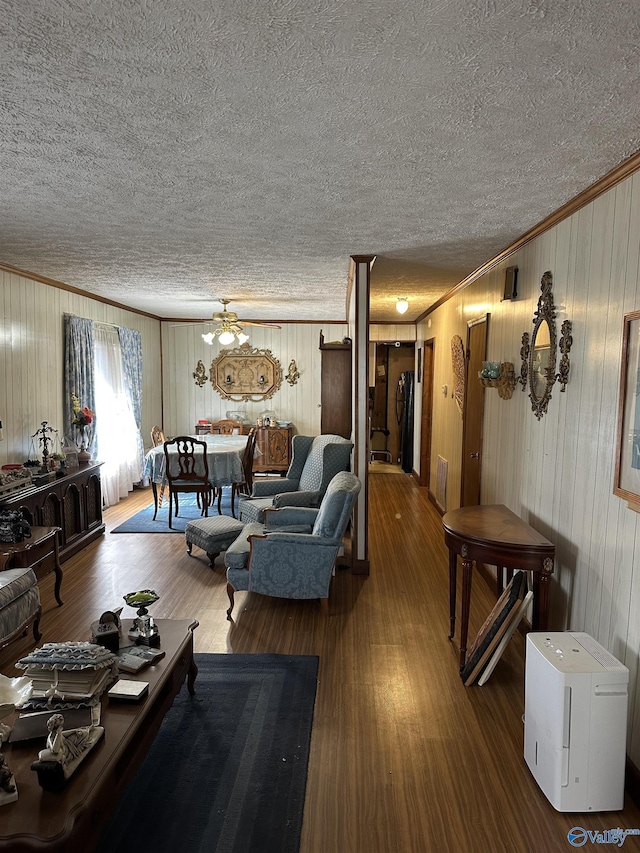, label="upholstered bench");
[0,565,42,650]
[185,516,246,568]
